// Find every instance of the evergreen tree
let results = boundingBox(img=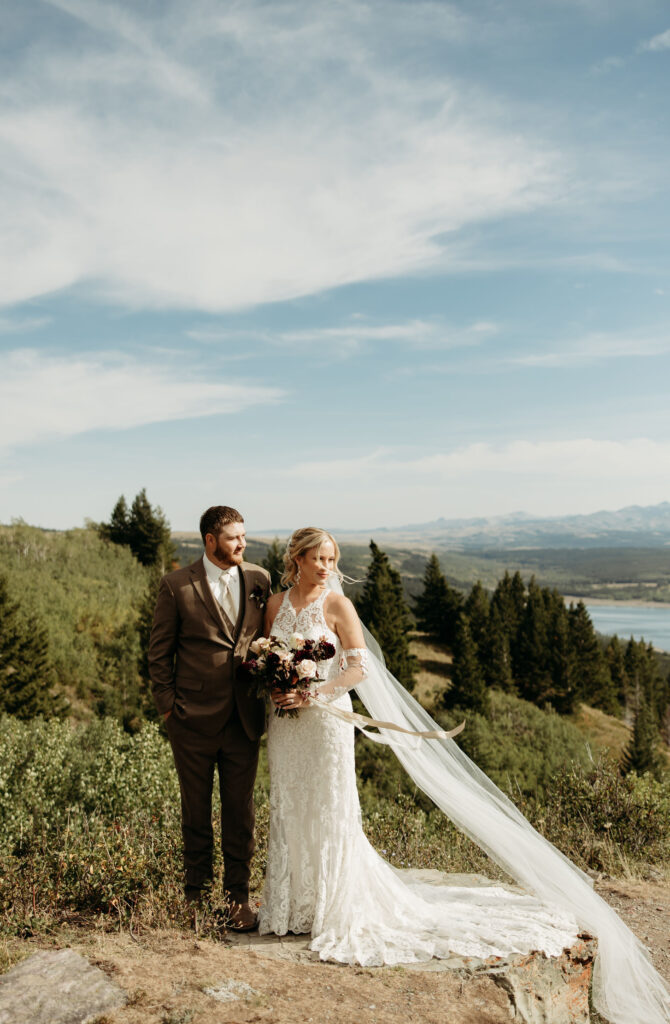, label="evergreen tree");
[464,581,490,653]
[0,575,60,719]
[443,613,490,716]
[515,577,551,706]
[262,538,285,593]
[128,489,174,570]
[101,489,174,570]
[568,601,618,714]
[413,553,463,646]
[604,636,628,709]
[546,591,578,715]
[621,693,664,778]
[483,604,515,692]
[356,541,417,692]
[100,495,130,546]
[491,570,526,678]
[624,638,665,725]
